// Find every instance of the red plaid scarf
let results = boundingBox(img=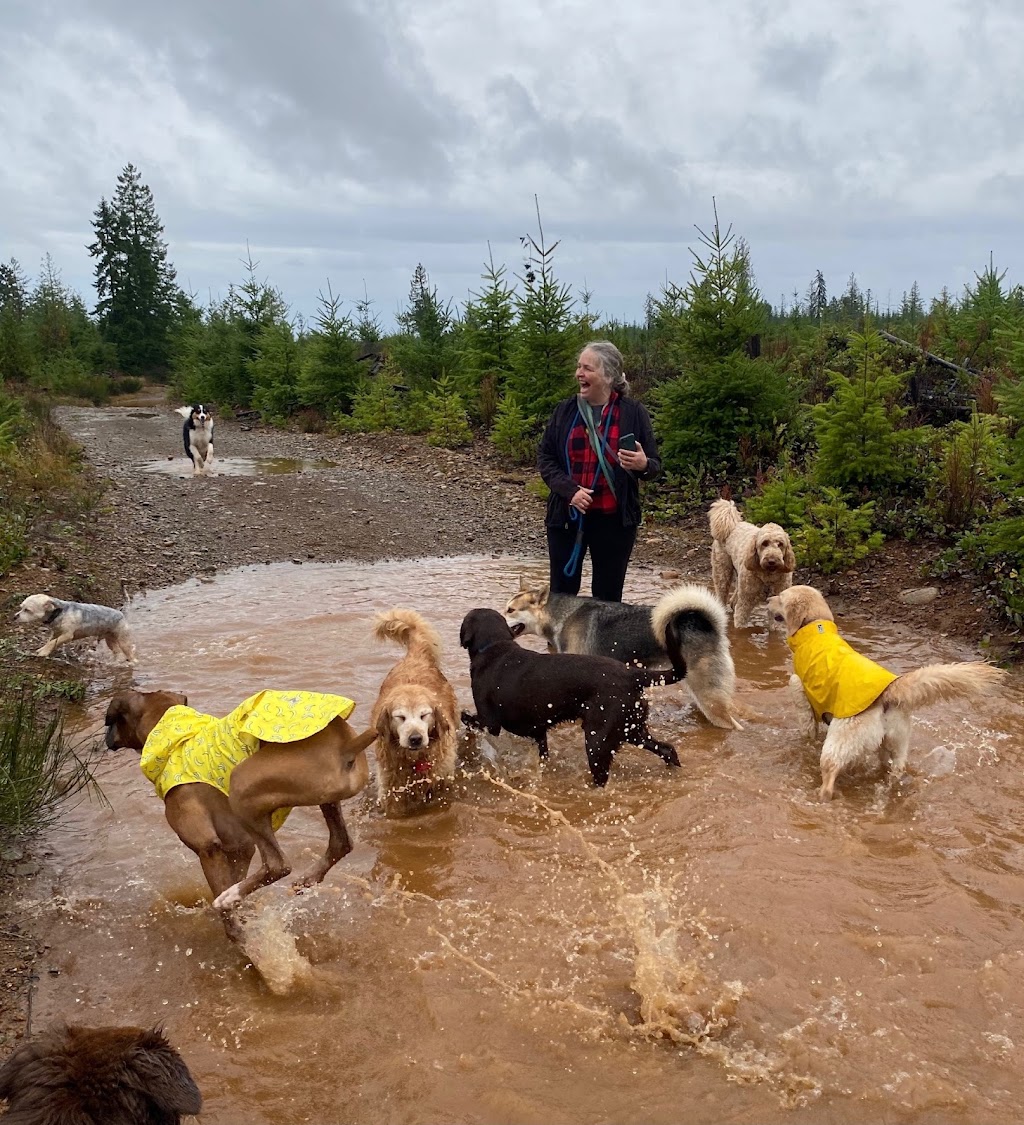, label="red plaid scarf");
[566,394,621,513]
